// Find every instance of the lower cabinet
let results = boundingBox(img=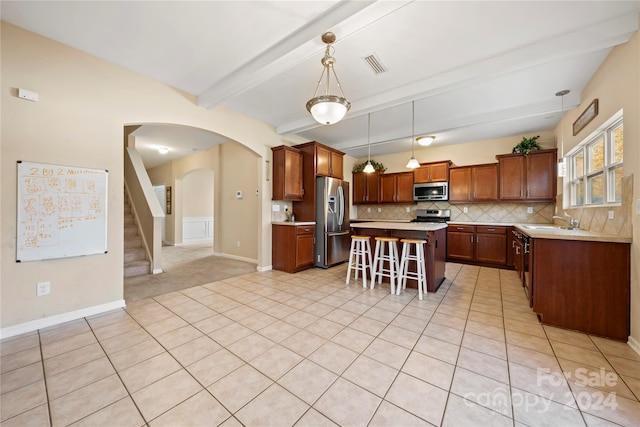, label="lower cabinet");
[447,225,507,266]
[272,224,315,273]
